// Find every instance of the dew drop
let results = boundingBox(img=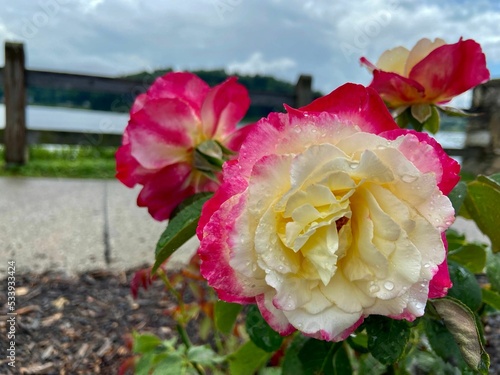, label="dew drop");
[401,174,418,183]
[384,281,394,291]
[424,263,430,268]
[265,269,270,274]
[348,161,359,169]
